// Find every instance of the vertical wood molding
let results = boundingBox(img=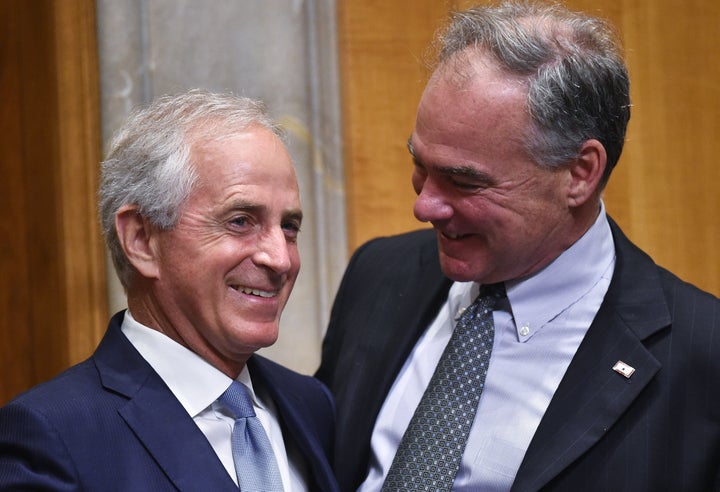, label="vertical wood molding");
[0,0,107,404]
[52,0,108,363]
[0,0,38,404]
